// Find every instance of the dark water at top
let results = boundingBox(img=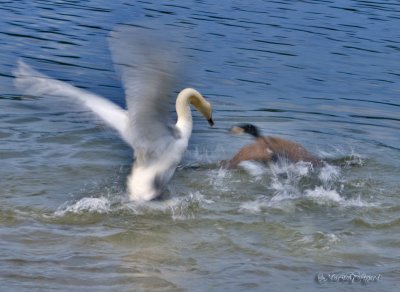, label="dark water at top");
[0,1,399,291]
